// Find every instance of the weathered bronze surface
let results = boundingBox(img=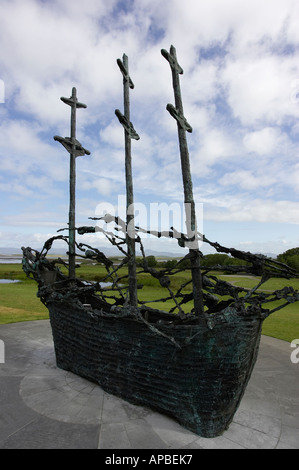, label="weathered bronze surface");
[22,227,299,437]
[162,45,204,319]
[115,54,139,307]
[53,87,89,279]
